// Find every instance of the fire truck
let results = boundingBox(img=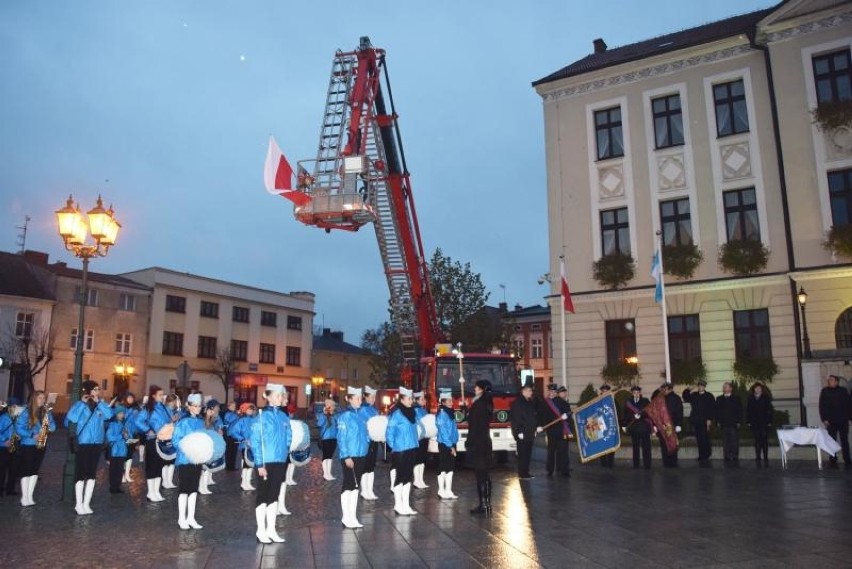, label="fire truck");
[271,37,519,458]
